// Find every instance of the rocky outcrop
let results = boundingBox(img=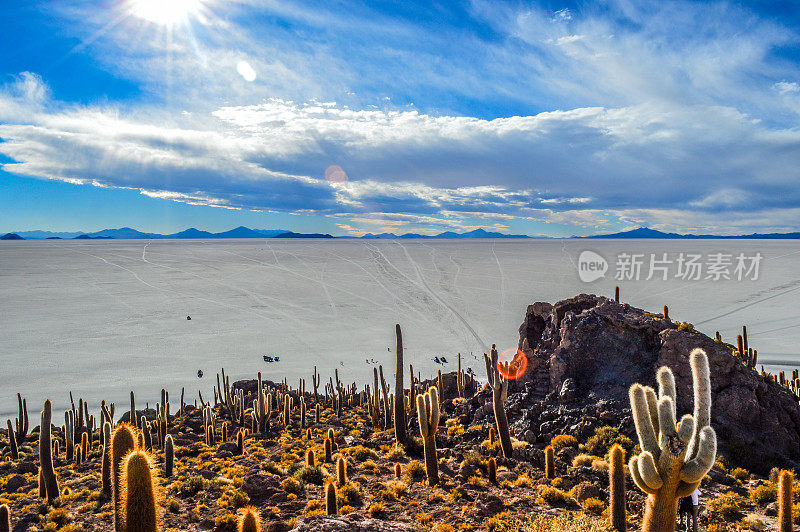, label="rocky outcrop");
[513,294,800,474]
